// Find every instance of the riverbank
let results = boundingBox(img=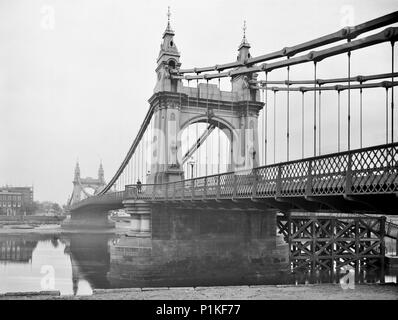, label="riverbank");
[1,284,397,300]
